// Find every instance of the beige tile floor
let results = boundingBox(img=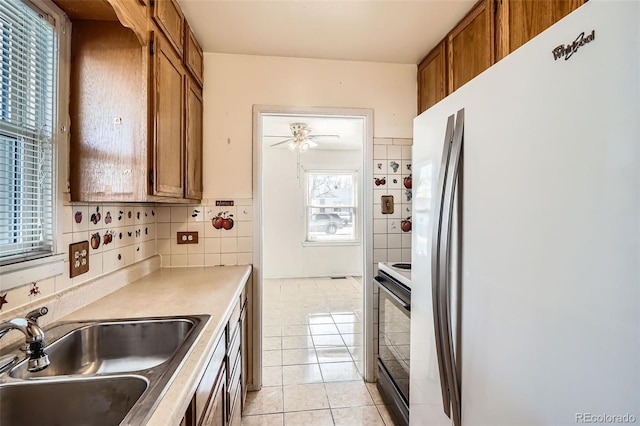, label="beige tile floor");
[242,277,395,426]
